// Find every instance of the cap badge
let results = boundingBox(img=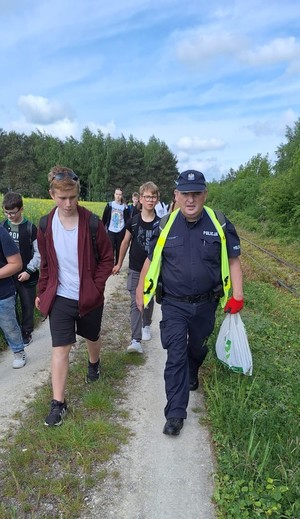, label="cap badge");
[187,172,195,181]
